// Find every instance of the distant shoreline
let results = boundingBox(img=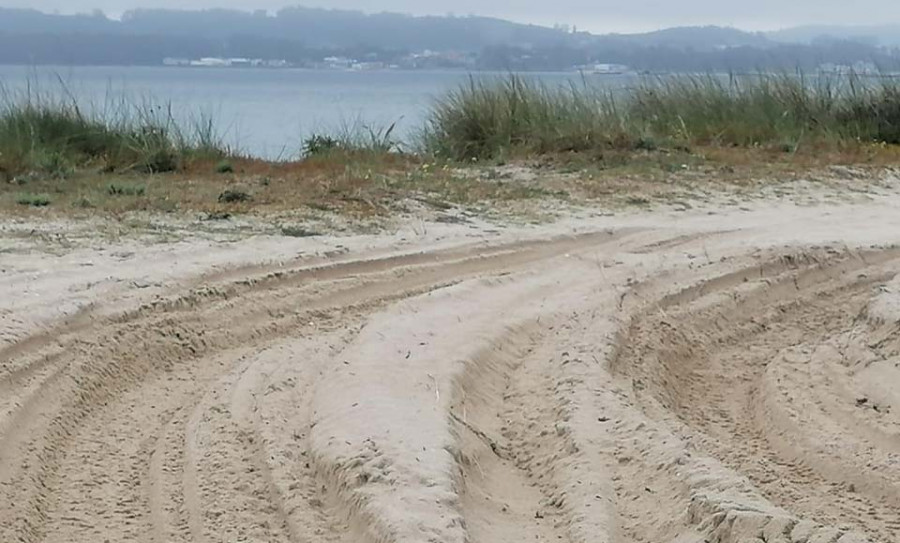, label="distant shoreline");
[1,65,898,79]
